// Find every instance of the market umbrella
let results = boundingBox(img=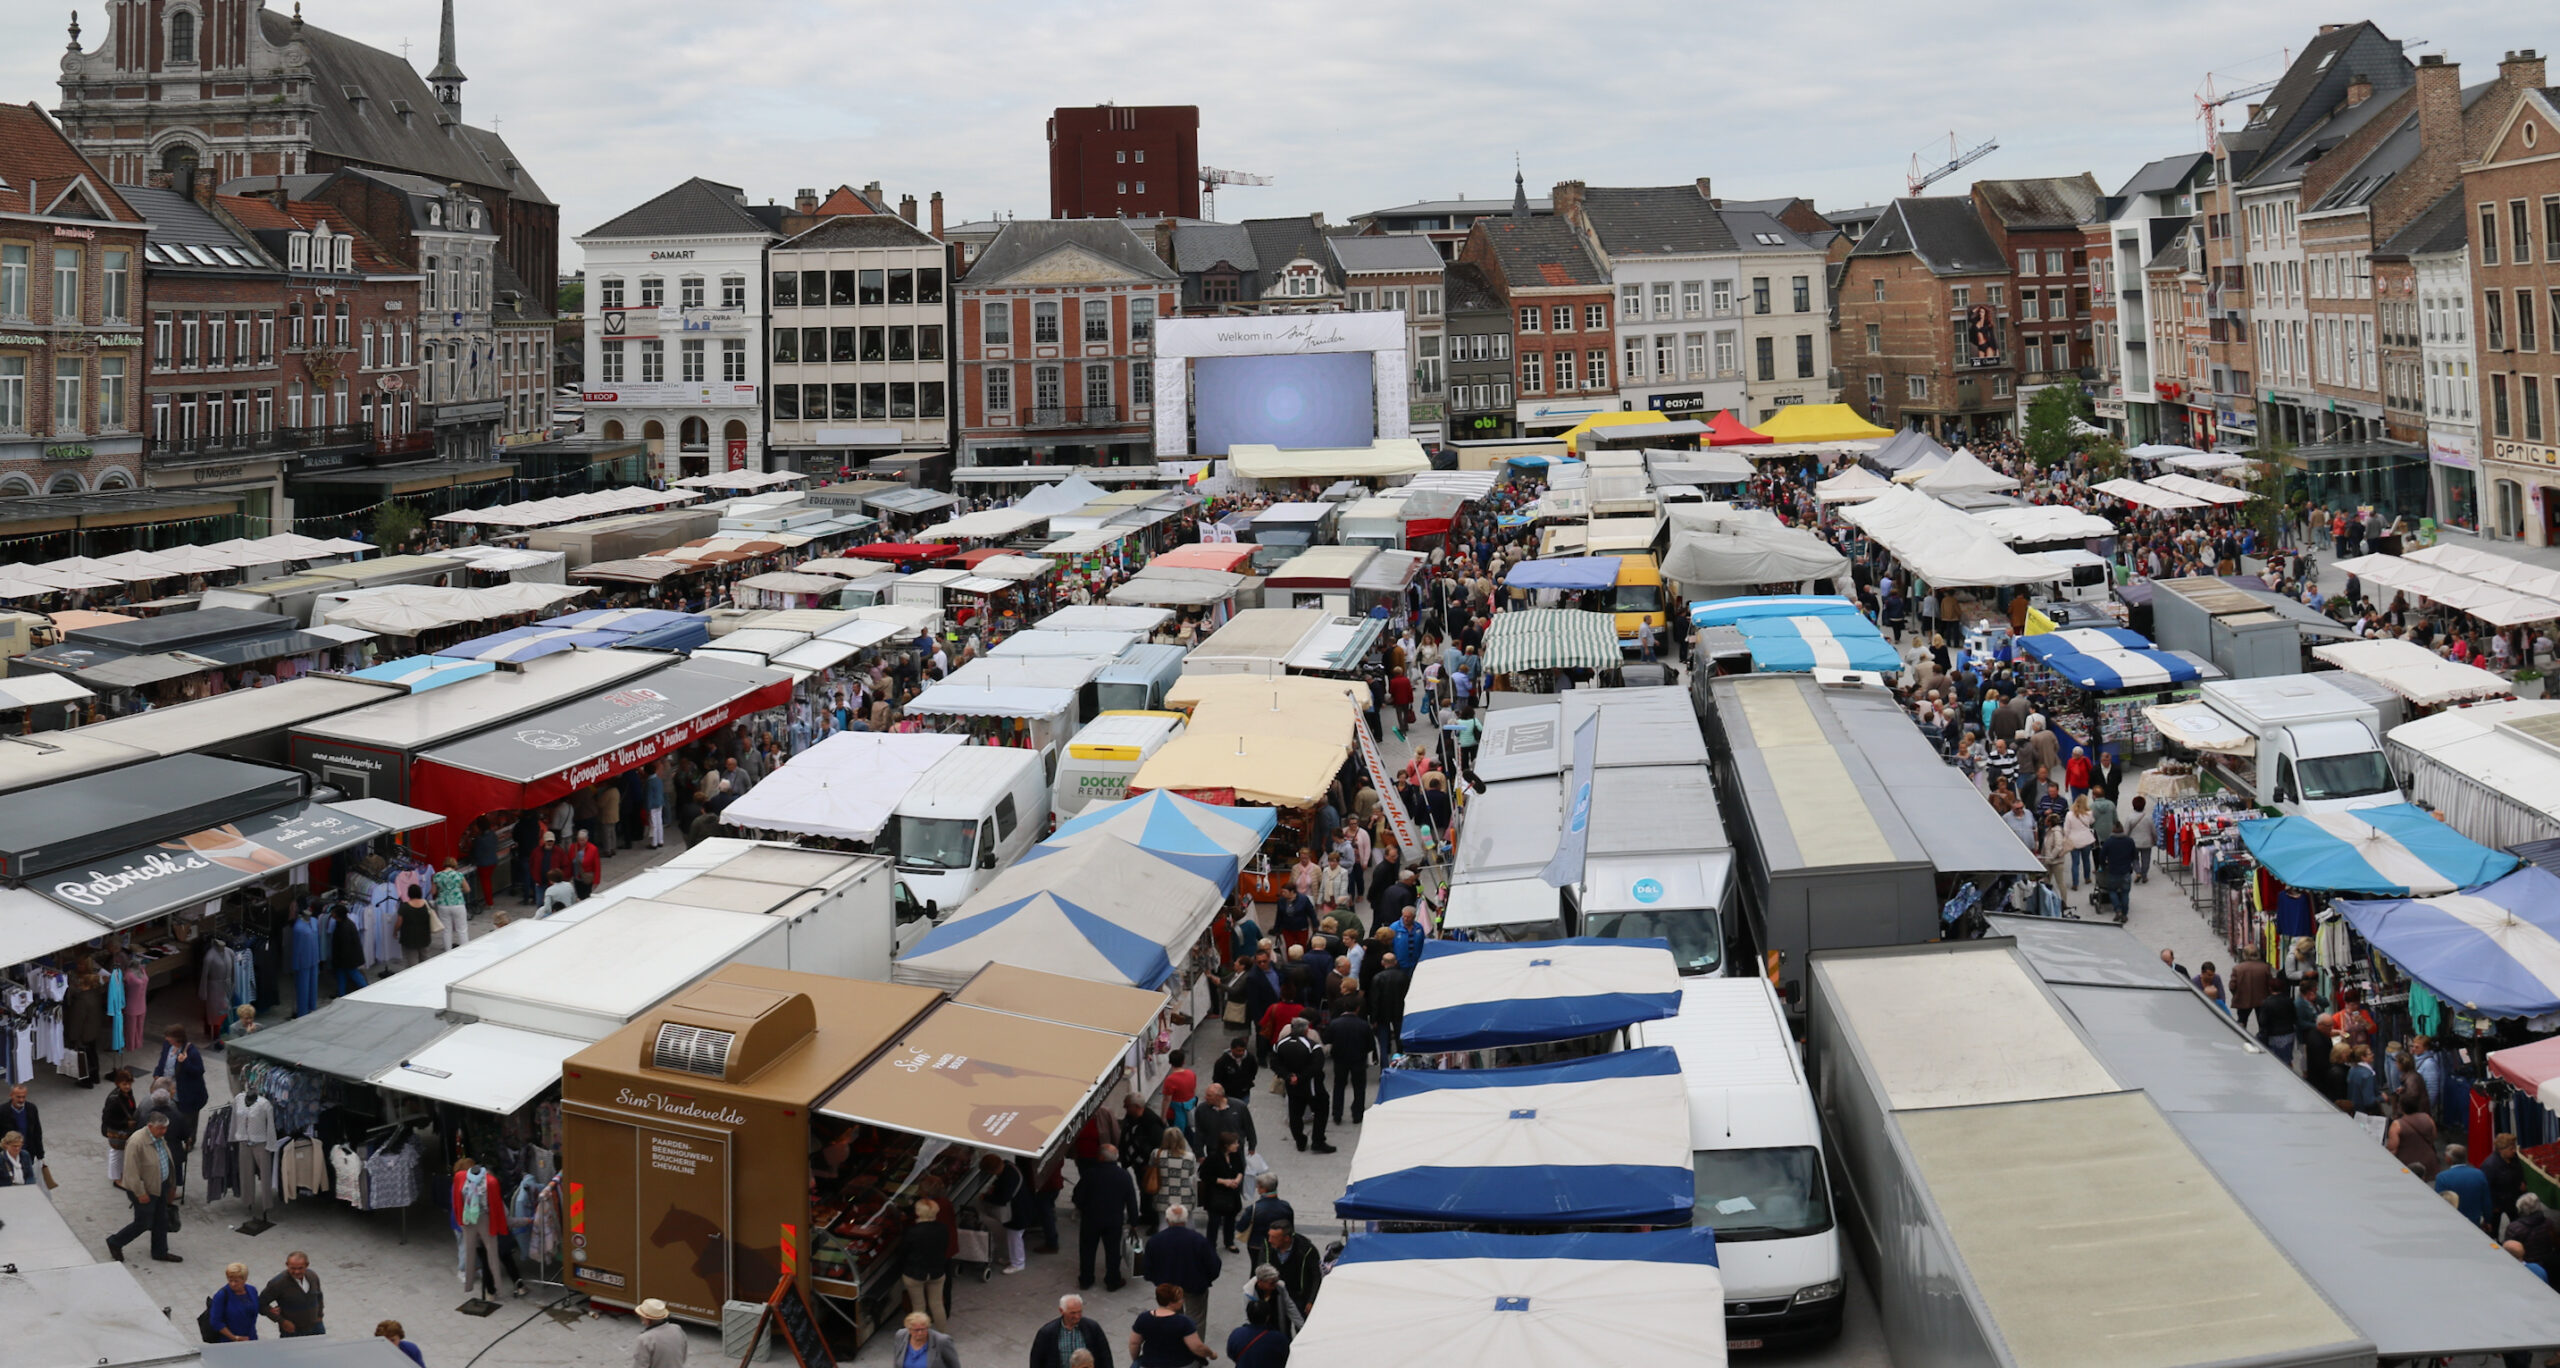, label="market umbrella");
[1045,789,1278,863]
